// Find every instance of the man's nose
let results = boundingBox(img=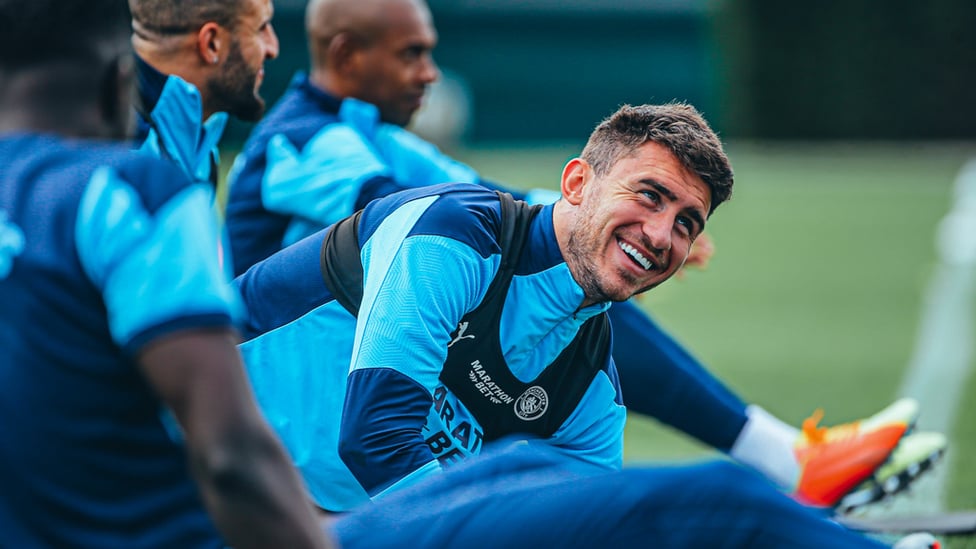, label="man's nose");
[420,55,440,84]
[643,217,672,254]
[266,24,280,59]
